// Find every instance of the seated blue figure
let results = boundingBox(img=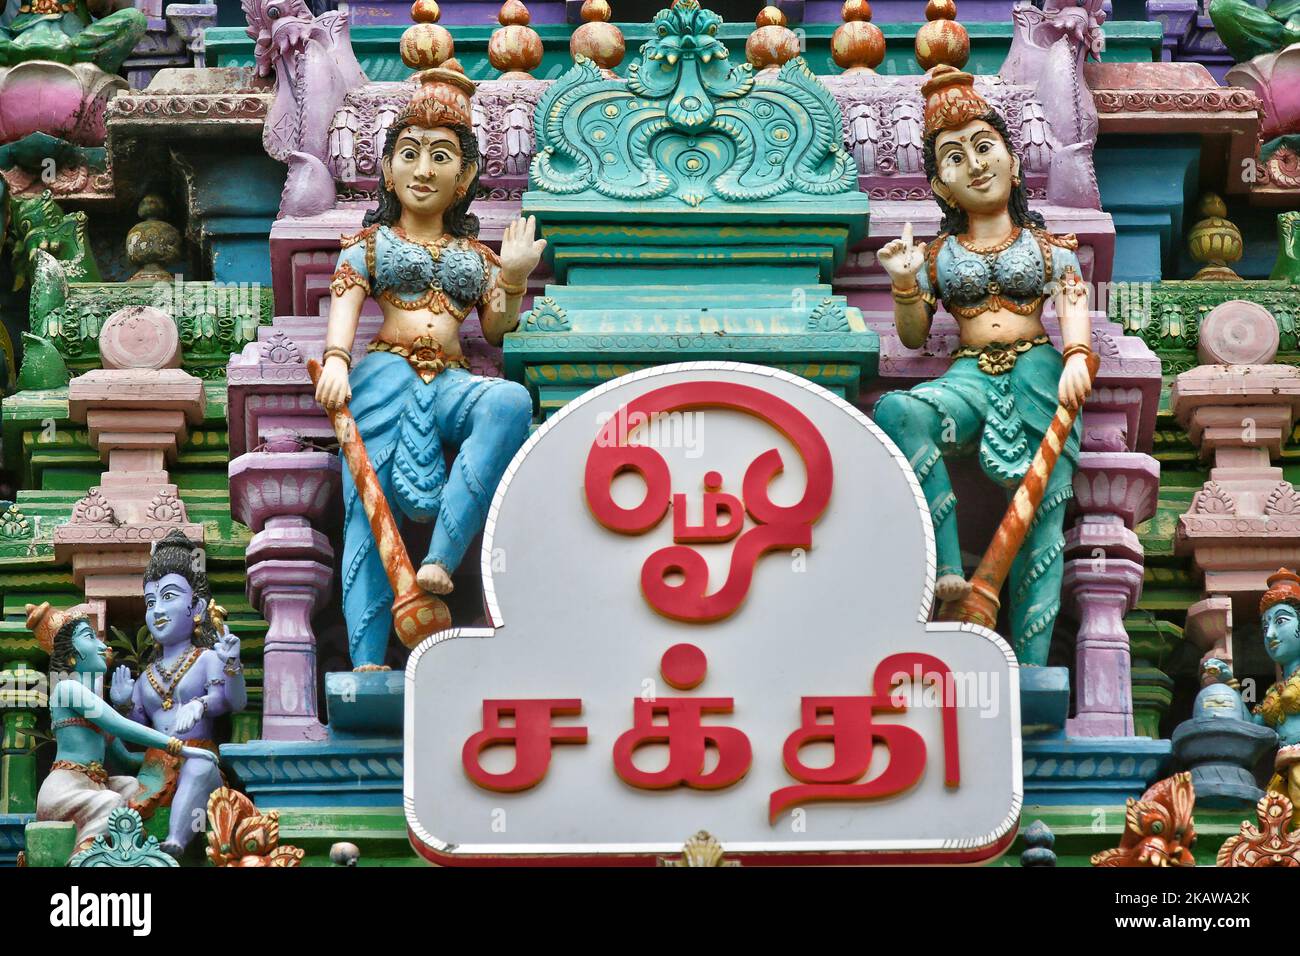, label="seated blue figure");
[874,66,1094,667]
[313,64,544,670]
